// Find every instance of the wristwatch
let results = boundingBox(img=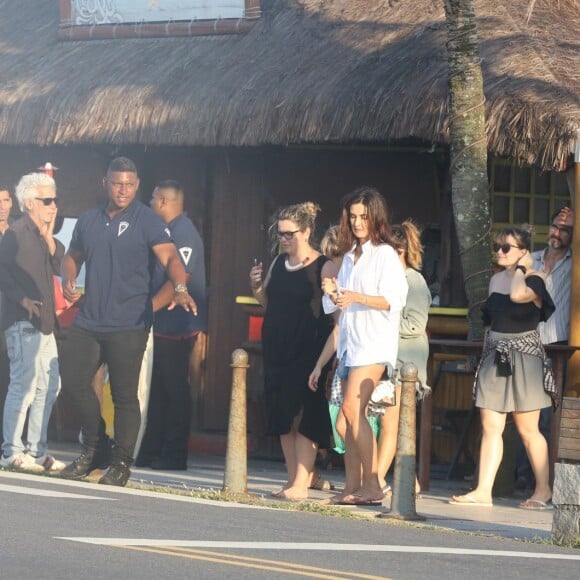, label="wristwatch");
[174,284,188,293]
[515,265,527,275]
